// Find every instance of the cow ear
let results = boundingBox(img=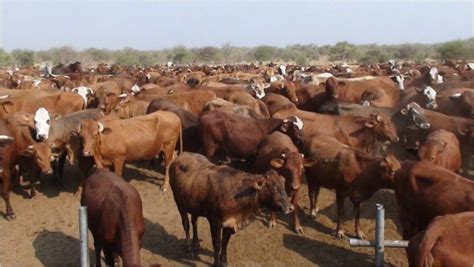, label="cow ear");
[400,108,408,115]
[439,141,447,152]
[364,119,375,128]
[270,158,285,169]
[303,157,318,167]
[252,177,266,191]
[52,114,61,120]
[101,127,112,135]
